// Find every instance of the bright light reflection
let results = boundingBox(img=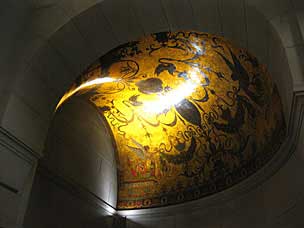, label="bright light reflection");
[56,77,116,110]
[56,69,201,114]
[192,42,203,55]
[142,69,200,114]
